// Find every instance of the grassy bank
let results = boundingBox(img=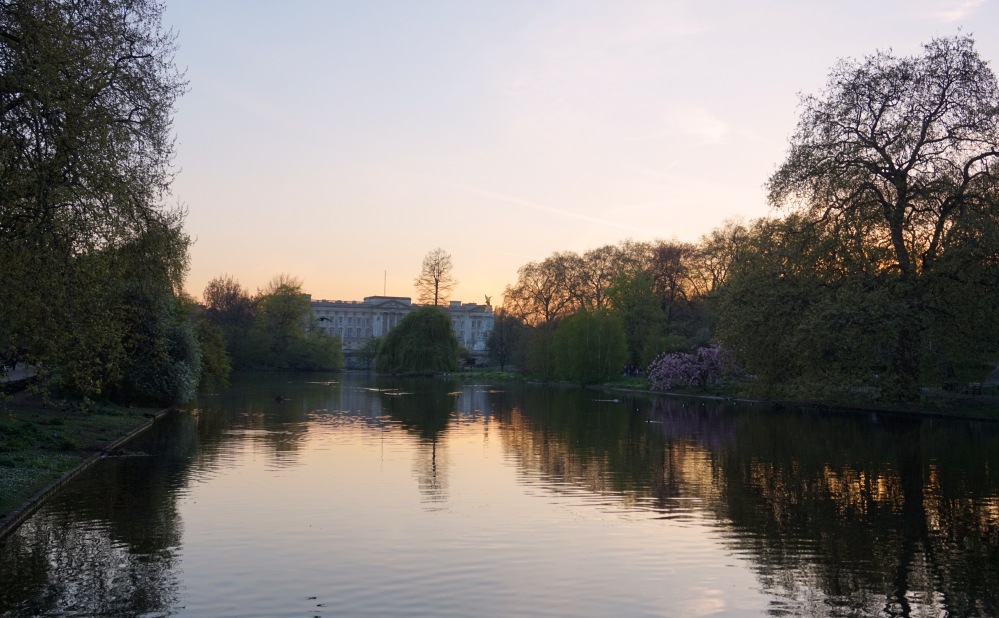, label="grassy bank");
[452,369,999,420]
[0,391,160,523]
